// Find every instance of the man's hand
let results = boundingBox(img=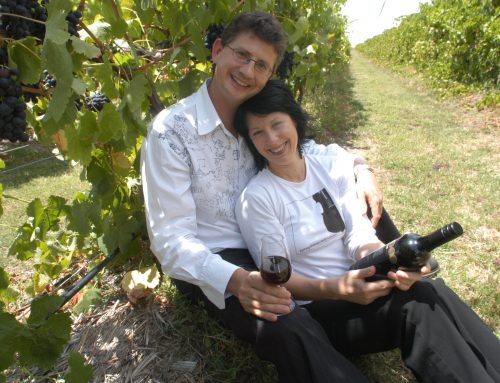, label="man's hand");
[227,268,292,321]
[334,267,394,305]
[387,263,431,291]
[355,168,383,227]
